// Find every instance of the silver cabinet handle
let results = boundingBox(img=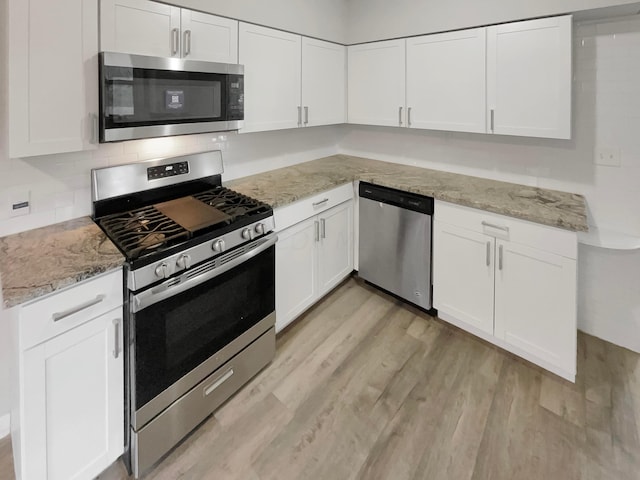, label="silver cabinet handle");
[171,28,180,56]
[91,113,99,144]
[486,241,491,266]
[490,109,495,133]
[52,295,106,322]
[312,198,329,207]
[297,106,302,126]
[408,107,412,127]
[399,106,403,126]
[183,29,192,57]
[320,218,326,239]
[113,318,121,359]
[481,221,509,232]
[304,106,309,126]
[204,369,234,396]
[498,244,504,270]
[314,220,320,242]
